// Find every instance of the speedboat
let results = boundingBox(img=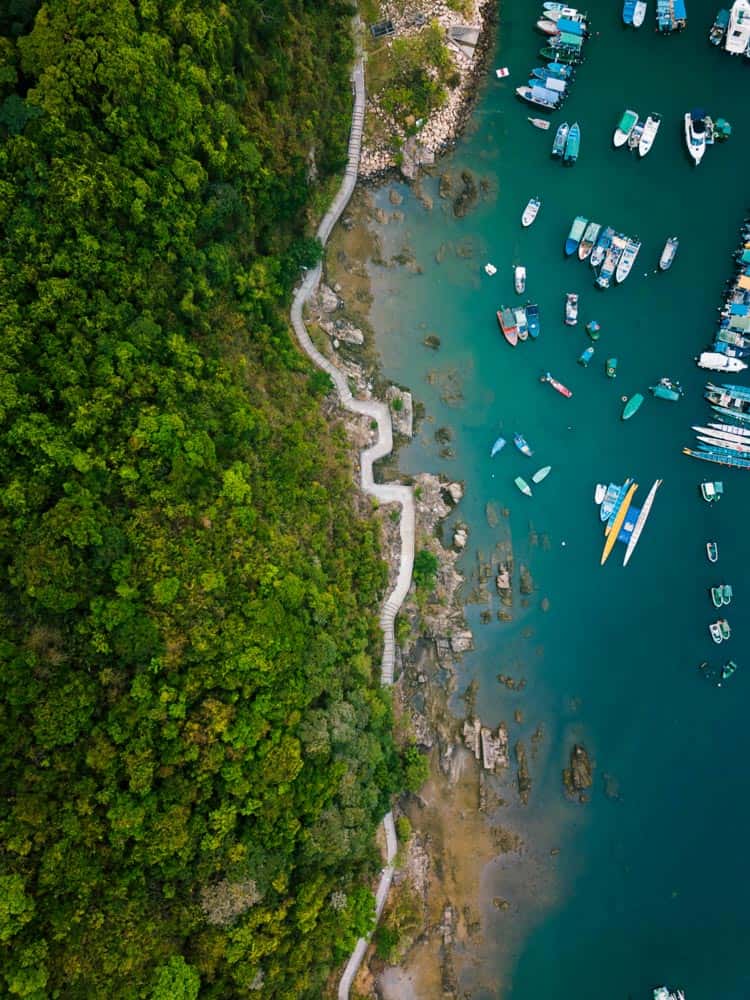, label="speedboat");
[595,484,606,504]
[685,109,708,164]
[497,307,518,347]
[725,0,750,52]
[622,393,644,420]
[565,215,588,255]
[490,436,506,457]
[522,197,541,226]
[719,660,738,686]
[514,433,534,456]
[564,121,581,163]
[721,584,733,606]
[632,0,647,25]
[578,221,601,260]
[659,236,679,270]
[526,303,541,338]
[565,291,579,324]
[532,466,552,483]
[517,85,559,110]
[515,307,529,340]
[579,345,594,366]
[710,621,724,644]
[552,121,570,157]
[628,119,645,150]
[514,265,527,294]
[613,109,638,147]
[515,476,533,496]
[696,352,748,372]
[590,226,614,268]
[711,585,725,609]
[719,619,731,641]
[707,540,719,562]
[615,238,641,283]
[638,113,661,155]
[540,371,573,397]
